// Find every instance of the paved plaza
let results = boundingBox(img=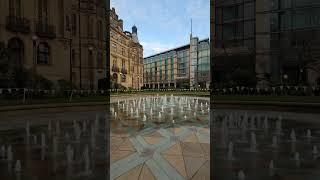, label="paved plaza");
[110,95,210,180]
[110,126,210,180]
